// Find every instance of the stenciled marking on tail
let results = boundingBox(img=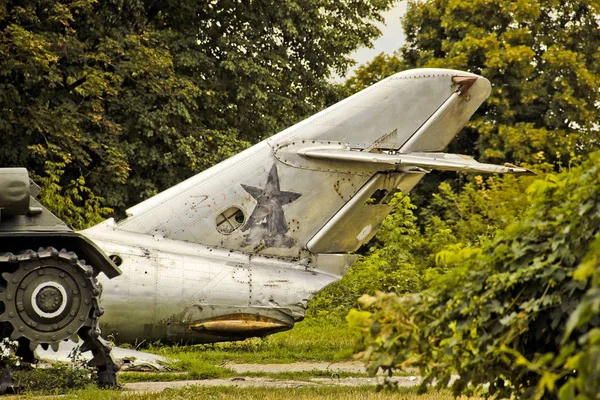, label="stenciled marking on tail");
[240,165,301,249]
